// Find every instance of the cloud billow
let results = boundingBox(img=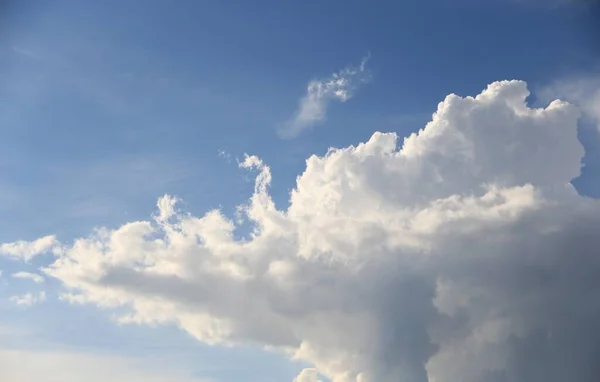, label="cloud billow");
[3,80,600,382]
